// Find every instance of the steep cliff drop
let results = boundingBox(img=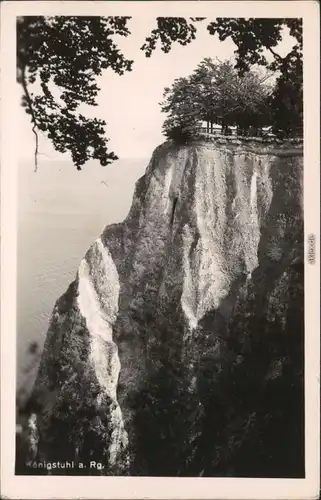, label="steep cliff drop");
[24,137,304,477]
